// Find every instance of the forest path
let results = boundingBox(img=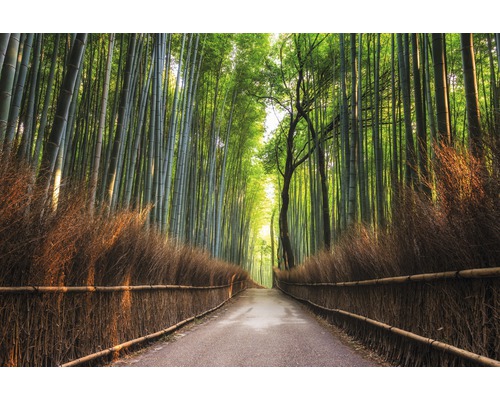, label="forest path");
[112,288,382,367]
